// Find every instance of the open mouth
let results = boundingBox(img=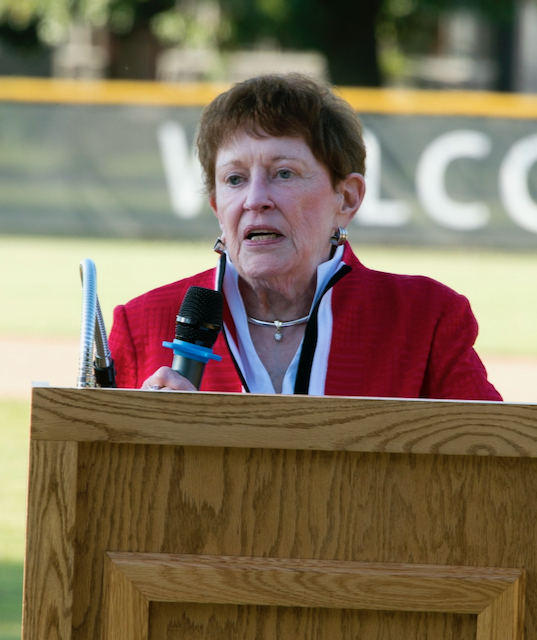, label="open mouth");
[246,230,283,241]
